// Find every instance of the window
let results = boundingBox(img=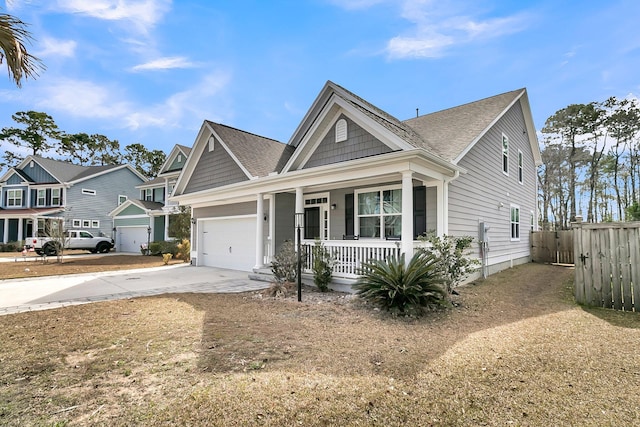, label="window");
[335,118,347,143]
[118,195,127,205]
[510,205,520,240]
[518,150,523,184]
[82,188,96,196]
[37,189,46,206]
[51,188,61,206]
[502,134,509,175]
[72,219,81,228]
[177,154,182,162]
[144,188,152,201]
[530,211,535,231]
[7,189,22,206]
[167,182,175,198]
[356,187,402,239]
[91,220,100,228]
[82,220,91,228]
